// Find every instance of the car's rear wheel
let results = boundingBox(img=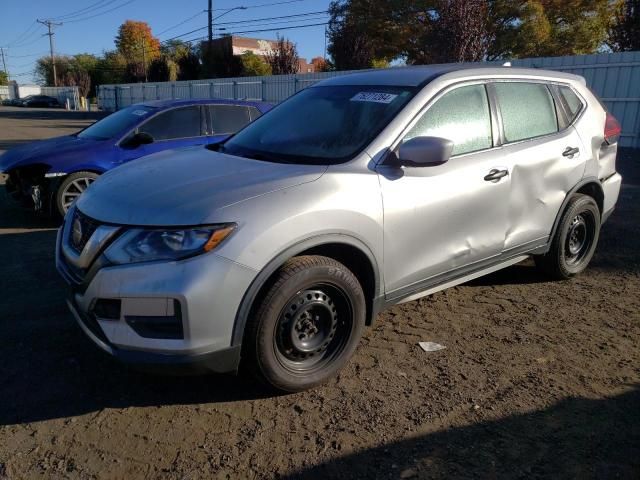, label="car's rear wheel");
[535,193,600,279]
[56,171,99,216]
[244,255,366,392]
